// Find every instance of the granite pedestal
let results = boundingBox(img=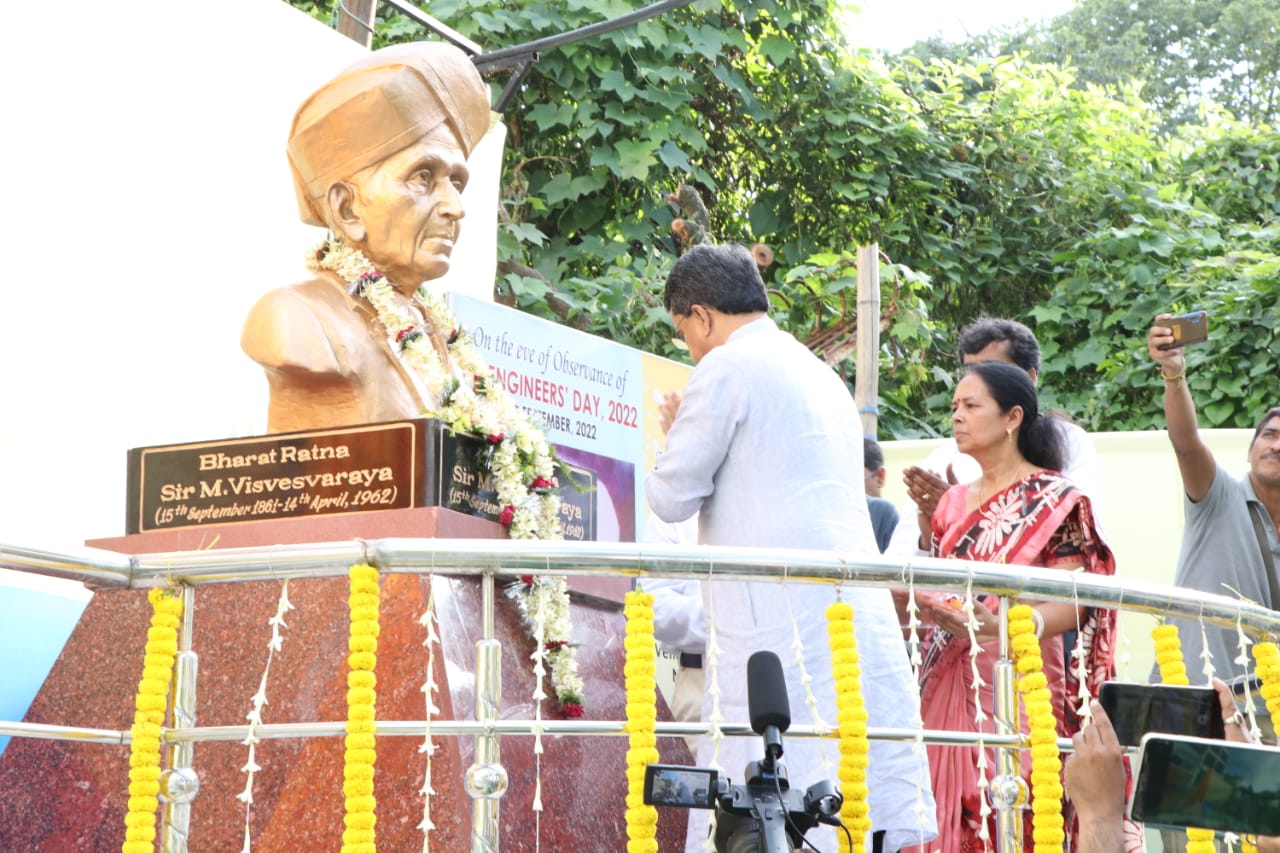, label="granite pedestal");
[0,508,690,851]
